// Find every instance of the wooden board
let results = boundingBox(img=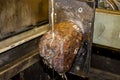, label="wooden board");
[0,24,48,53]
[0,0,48,39]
